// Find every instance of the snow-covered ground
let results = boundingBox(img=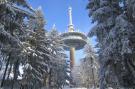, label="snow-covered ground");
[64,88,87,89]
[63,86,94,89]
